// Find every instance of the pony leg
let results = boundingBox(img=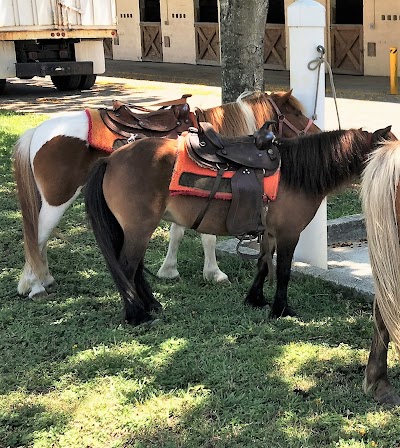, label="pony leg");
[118,238,159,325]
[269,238,298,318]
[18,192,80,298]
[363,303,400,406]
[201,234,229,283]
[136,260,162,312]
[244,233,275,307]
[157,222,183,280]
